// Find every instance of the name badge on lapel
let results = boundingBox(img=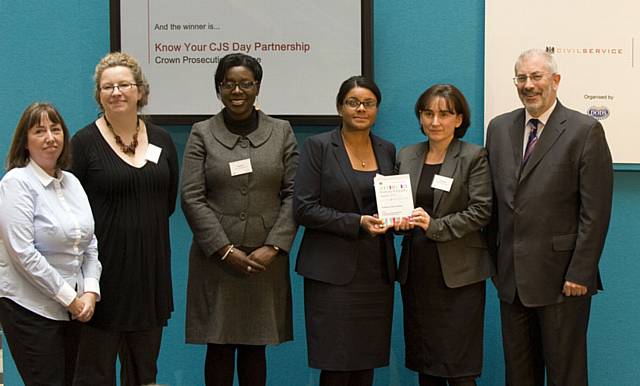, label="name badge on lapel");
[431,174,453,192]
[145,144,162,164]
[229,158,253,176]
